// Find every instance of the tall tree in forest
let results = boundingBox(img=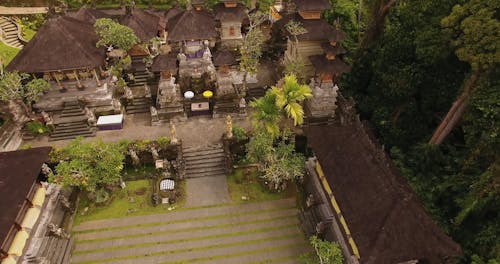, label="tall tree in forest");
[360,0,398,50]
[429,0,500,145]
